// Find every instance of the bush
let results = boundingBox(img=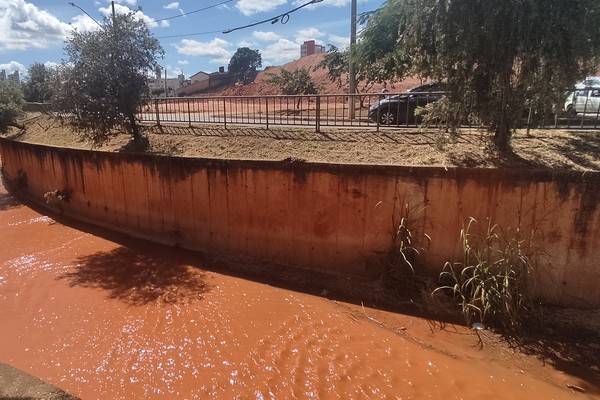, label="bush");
[382,204,431,295]
[434,218,537,329]
[0,80,24,132]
